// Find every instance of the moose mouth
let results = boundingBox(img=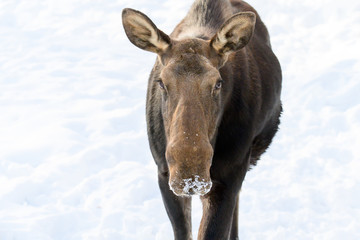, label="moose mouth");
[169,175,212,197]
[166,136,214,197]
